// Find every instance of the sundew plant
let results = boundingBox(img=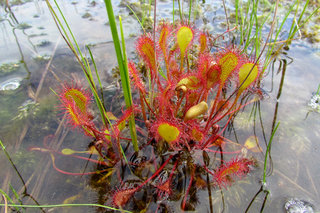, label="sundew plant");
[52,22,259,210]
[23,0,319,212]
